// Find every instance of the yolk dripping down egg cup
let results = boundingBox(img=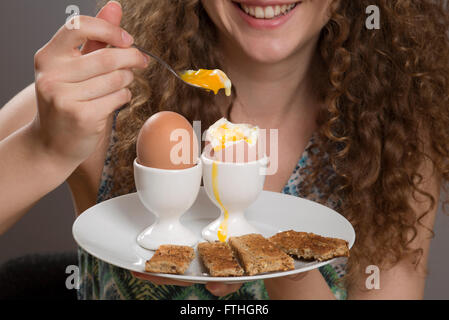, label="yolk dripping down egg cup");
[200,152,269,243]
[134,158,202,250]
